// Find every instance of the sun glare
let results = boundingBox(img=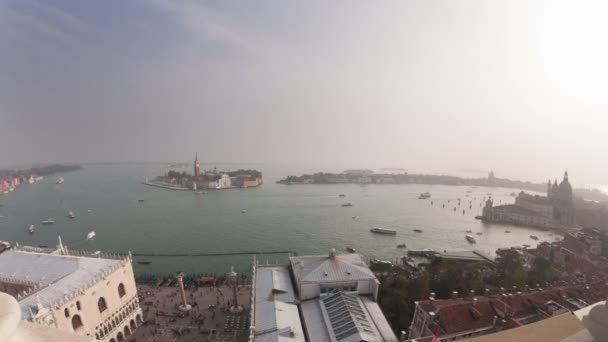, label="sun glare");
[532,1,608,106]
